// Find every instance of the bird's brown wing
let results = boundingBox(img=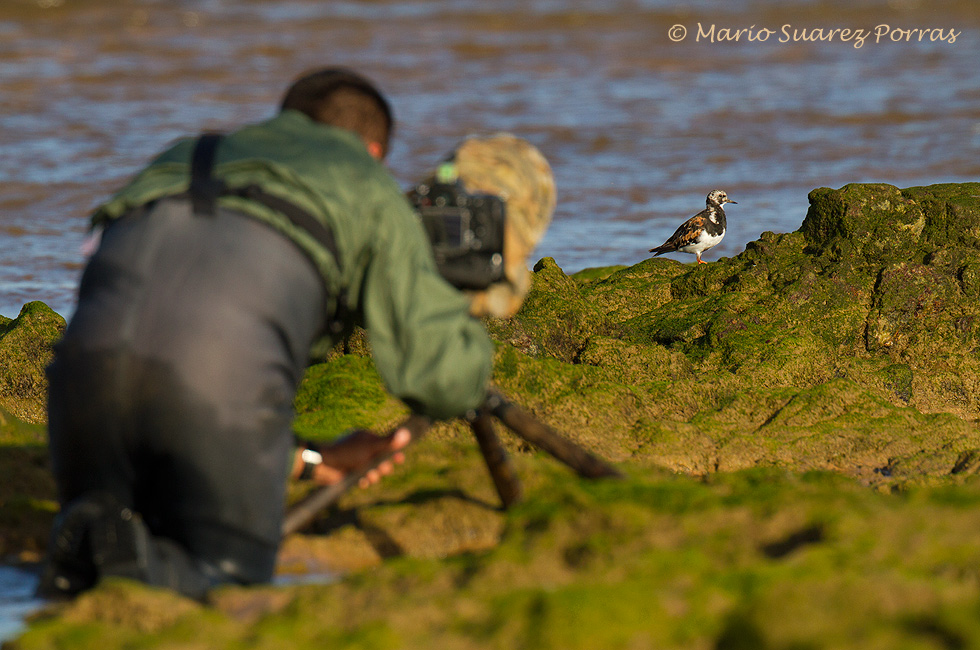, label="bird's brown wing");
[649,214,707,254]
